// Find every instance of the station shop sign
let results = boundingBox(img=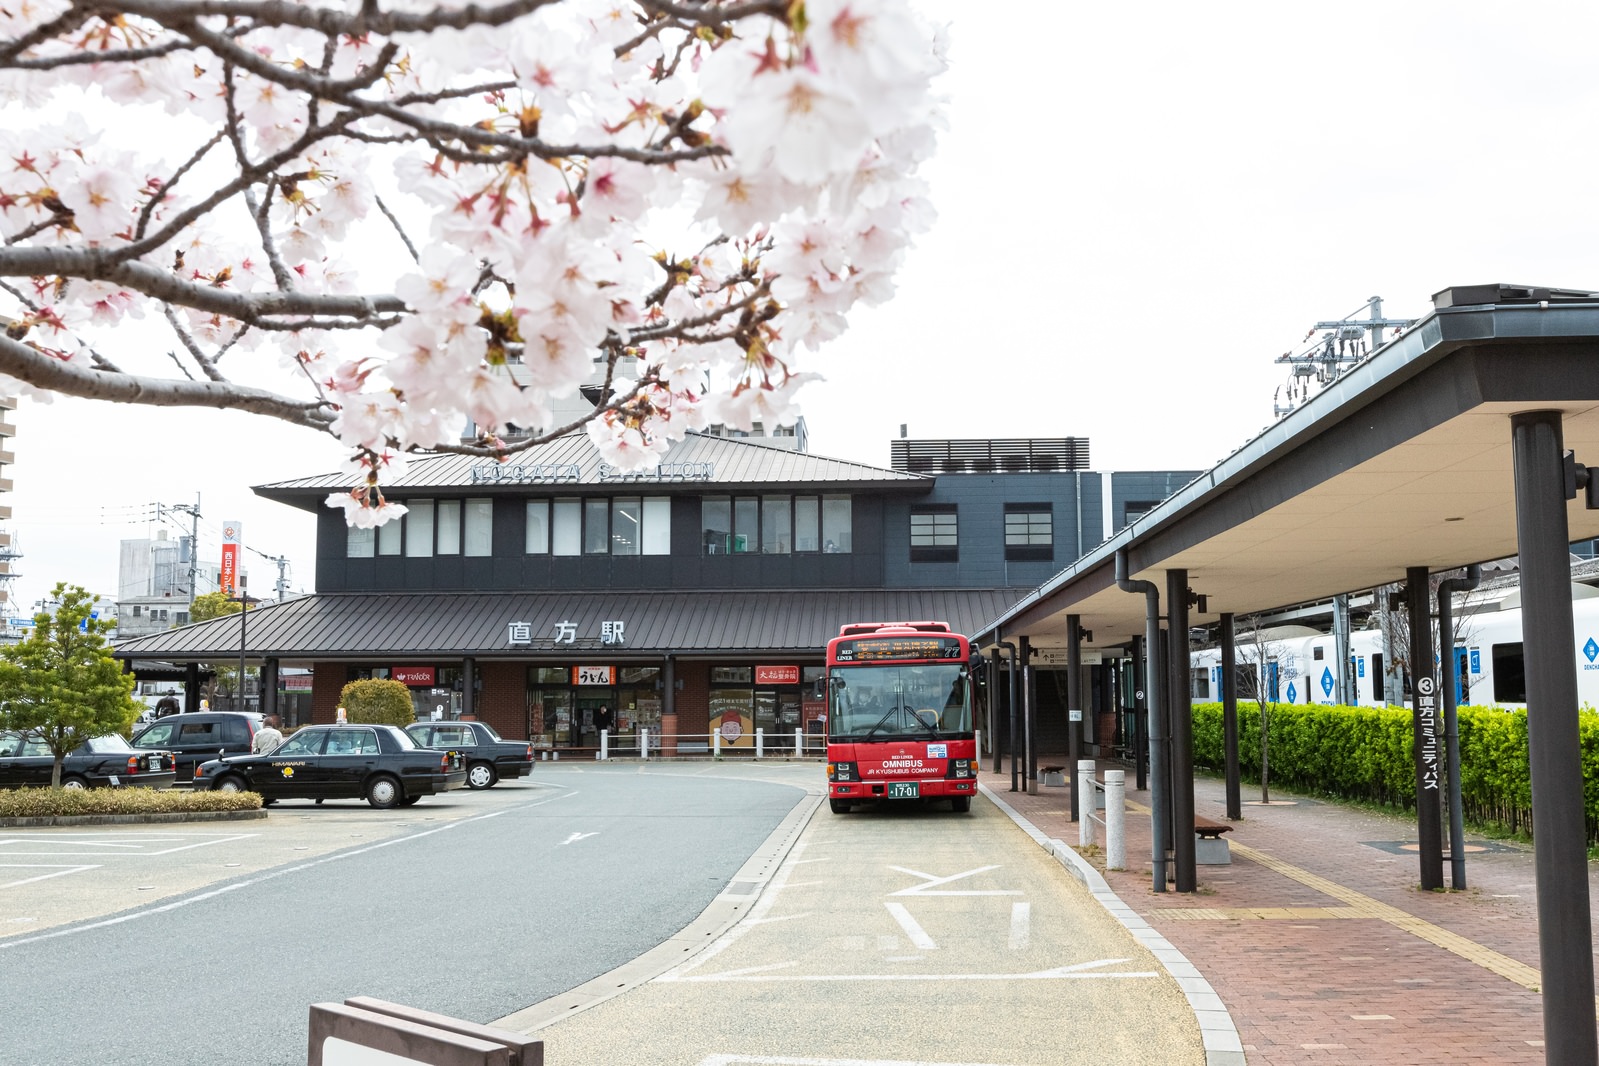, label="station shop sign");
[755,665,800,685]
[573,665,614,685]
[392,666,437,686]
